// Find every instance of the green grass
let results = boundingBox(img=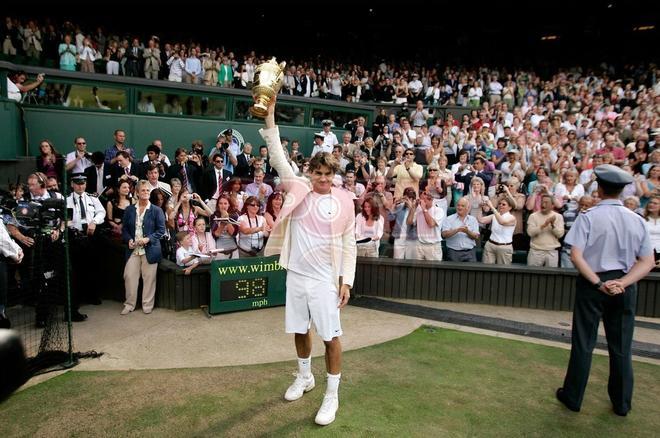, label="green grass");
[1,326,659,437]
